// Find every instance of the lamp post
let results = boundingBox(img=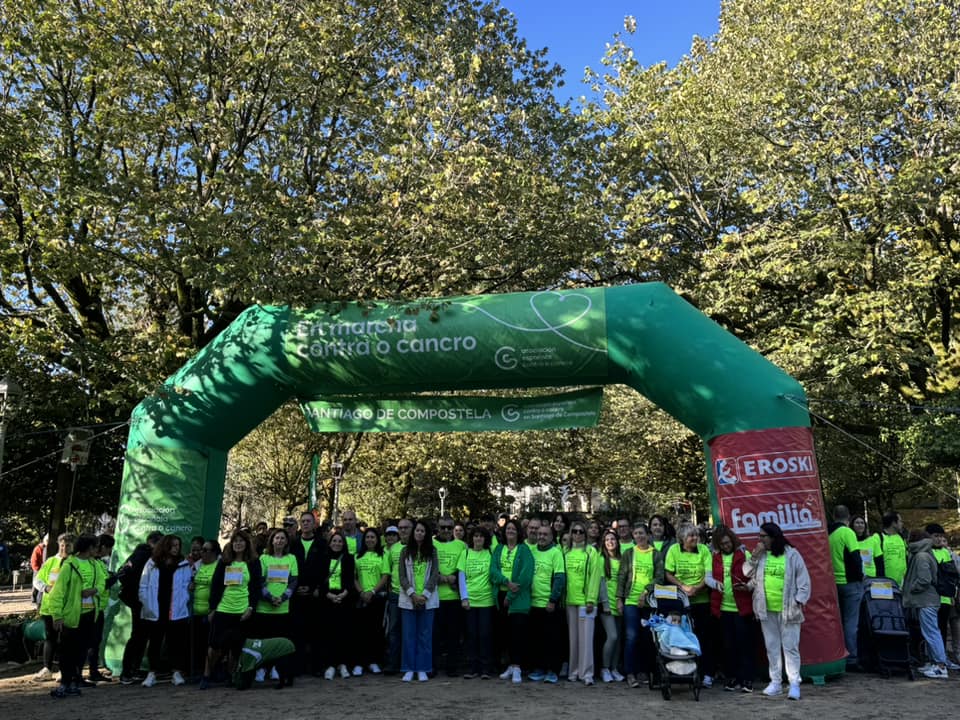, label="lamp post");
[0,375,23,476]
[438,486,447,517]
[331,460,344,525]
